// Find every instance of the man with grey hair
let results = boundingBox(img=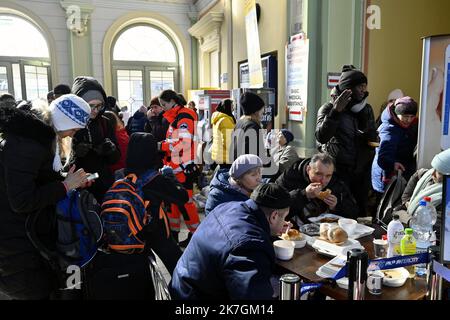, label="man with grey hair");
[276,153,358,226]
